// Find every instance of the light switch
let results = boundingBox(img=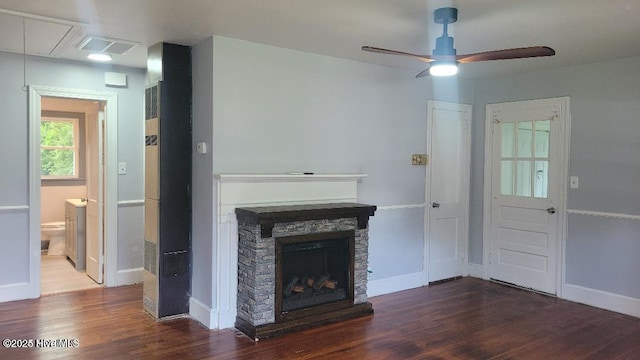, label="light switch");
[118,162,127,175]
[570,176,579,189]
